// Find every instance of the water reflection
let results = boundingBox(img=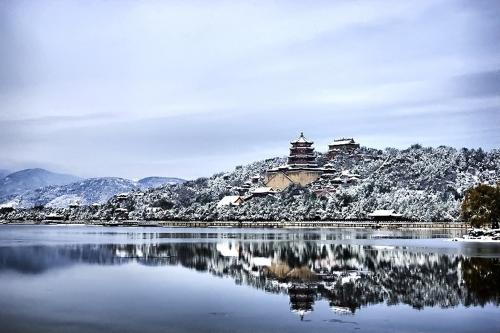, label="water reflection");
[1,239,499,319]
